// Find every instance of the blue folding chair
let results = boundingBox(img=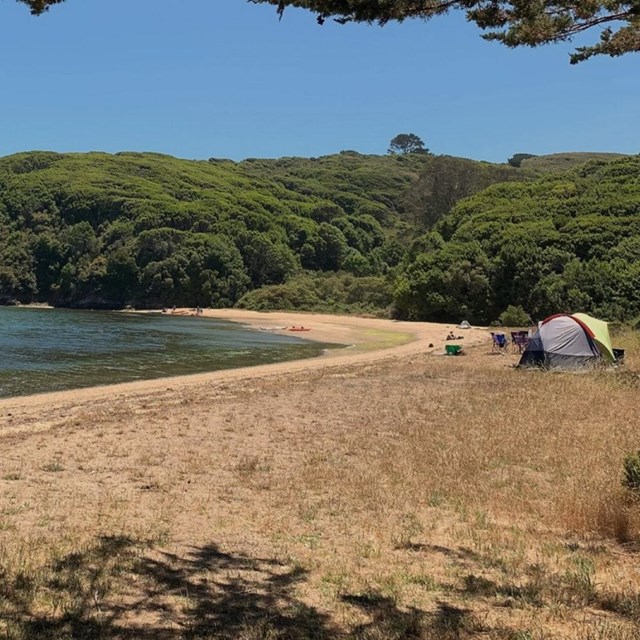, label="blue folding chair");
[491,332,508,353]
